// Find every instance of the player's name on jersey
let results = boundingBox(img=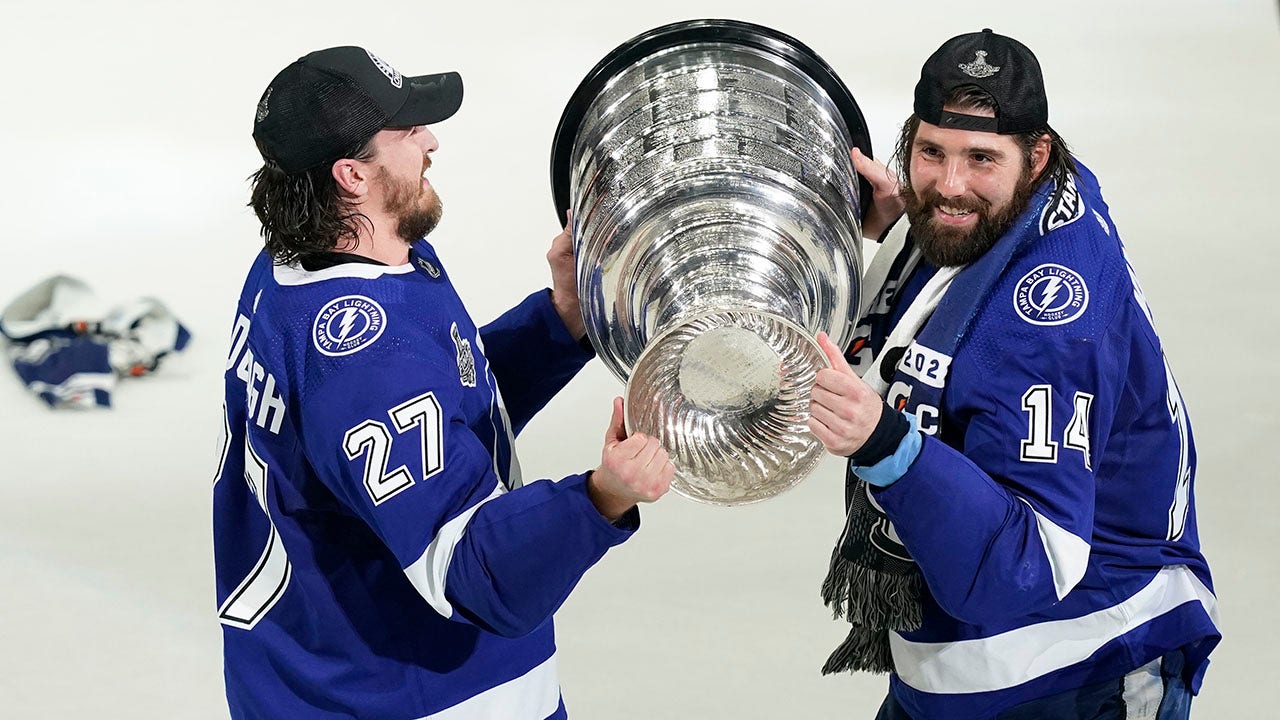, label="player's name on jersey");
[228,312,285,435]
